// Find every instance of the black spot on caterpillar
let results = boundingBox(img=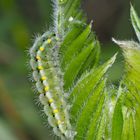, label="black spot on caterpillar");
[29,31,76,139]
